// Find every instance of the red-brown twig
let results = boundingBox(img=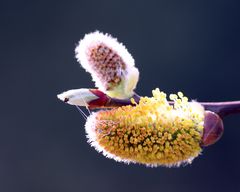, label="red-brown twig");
[88,90,240,118]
